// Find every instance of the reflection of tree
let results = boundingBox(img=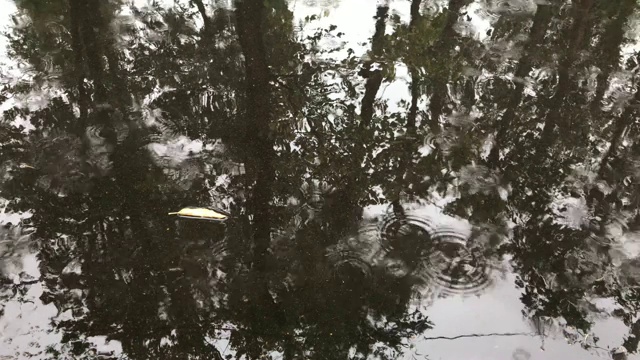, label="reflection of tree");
[2,0,224,358]
[235,0,275,268]
[0,0,434,359]
[3,0,640,358]
[218,2,433,359]
[590,0,636,116]
[425,0,472,133]
[486,1,554,167]
[538,0,594,146]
